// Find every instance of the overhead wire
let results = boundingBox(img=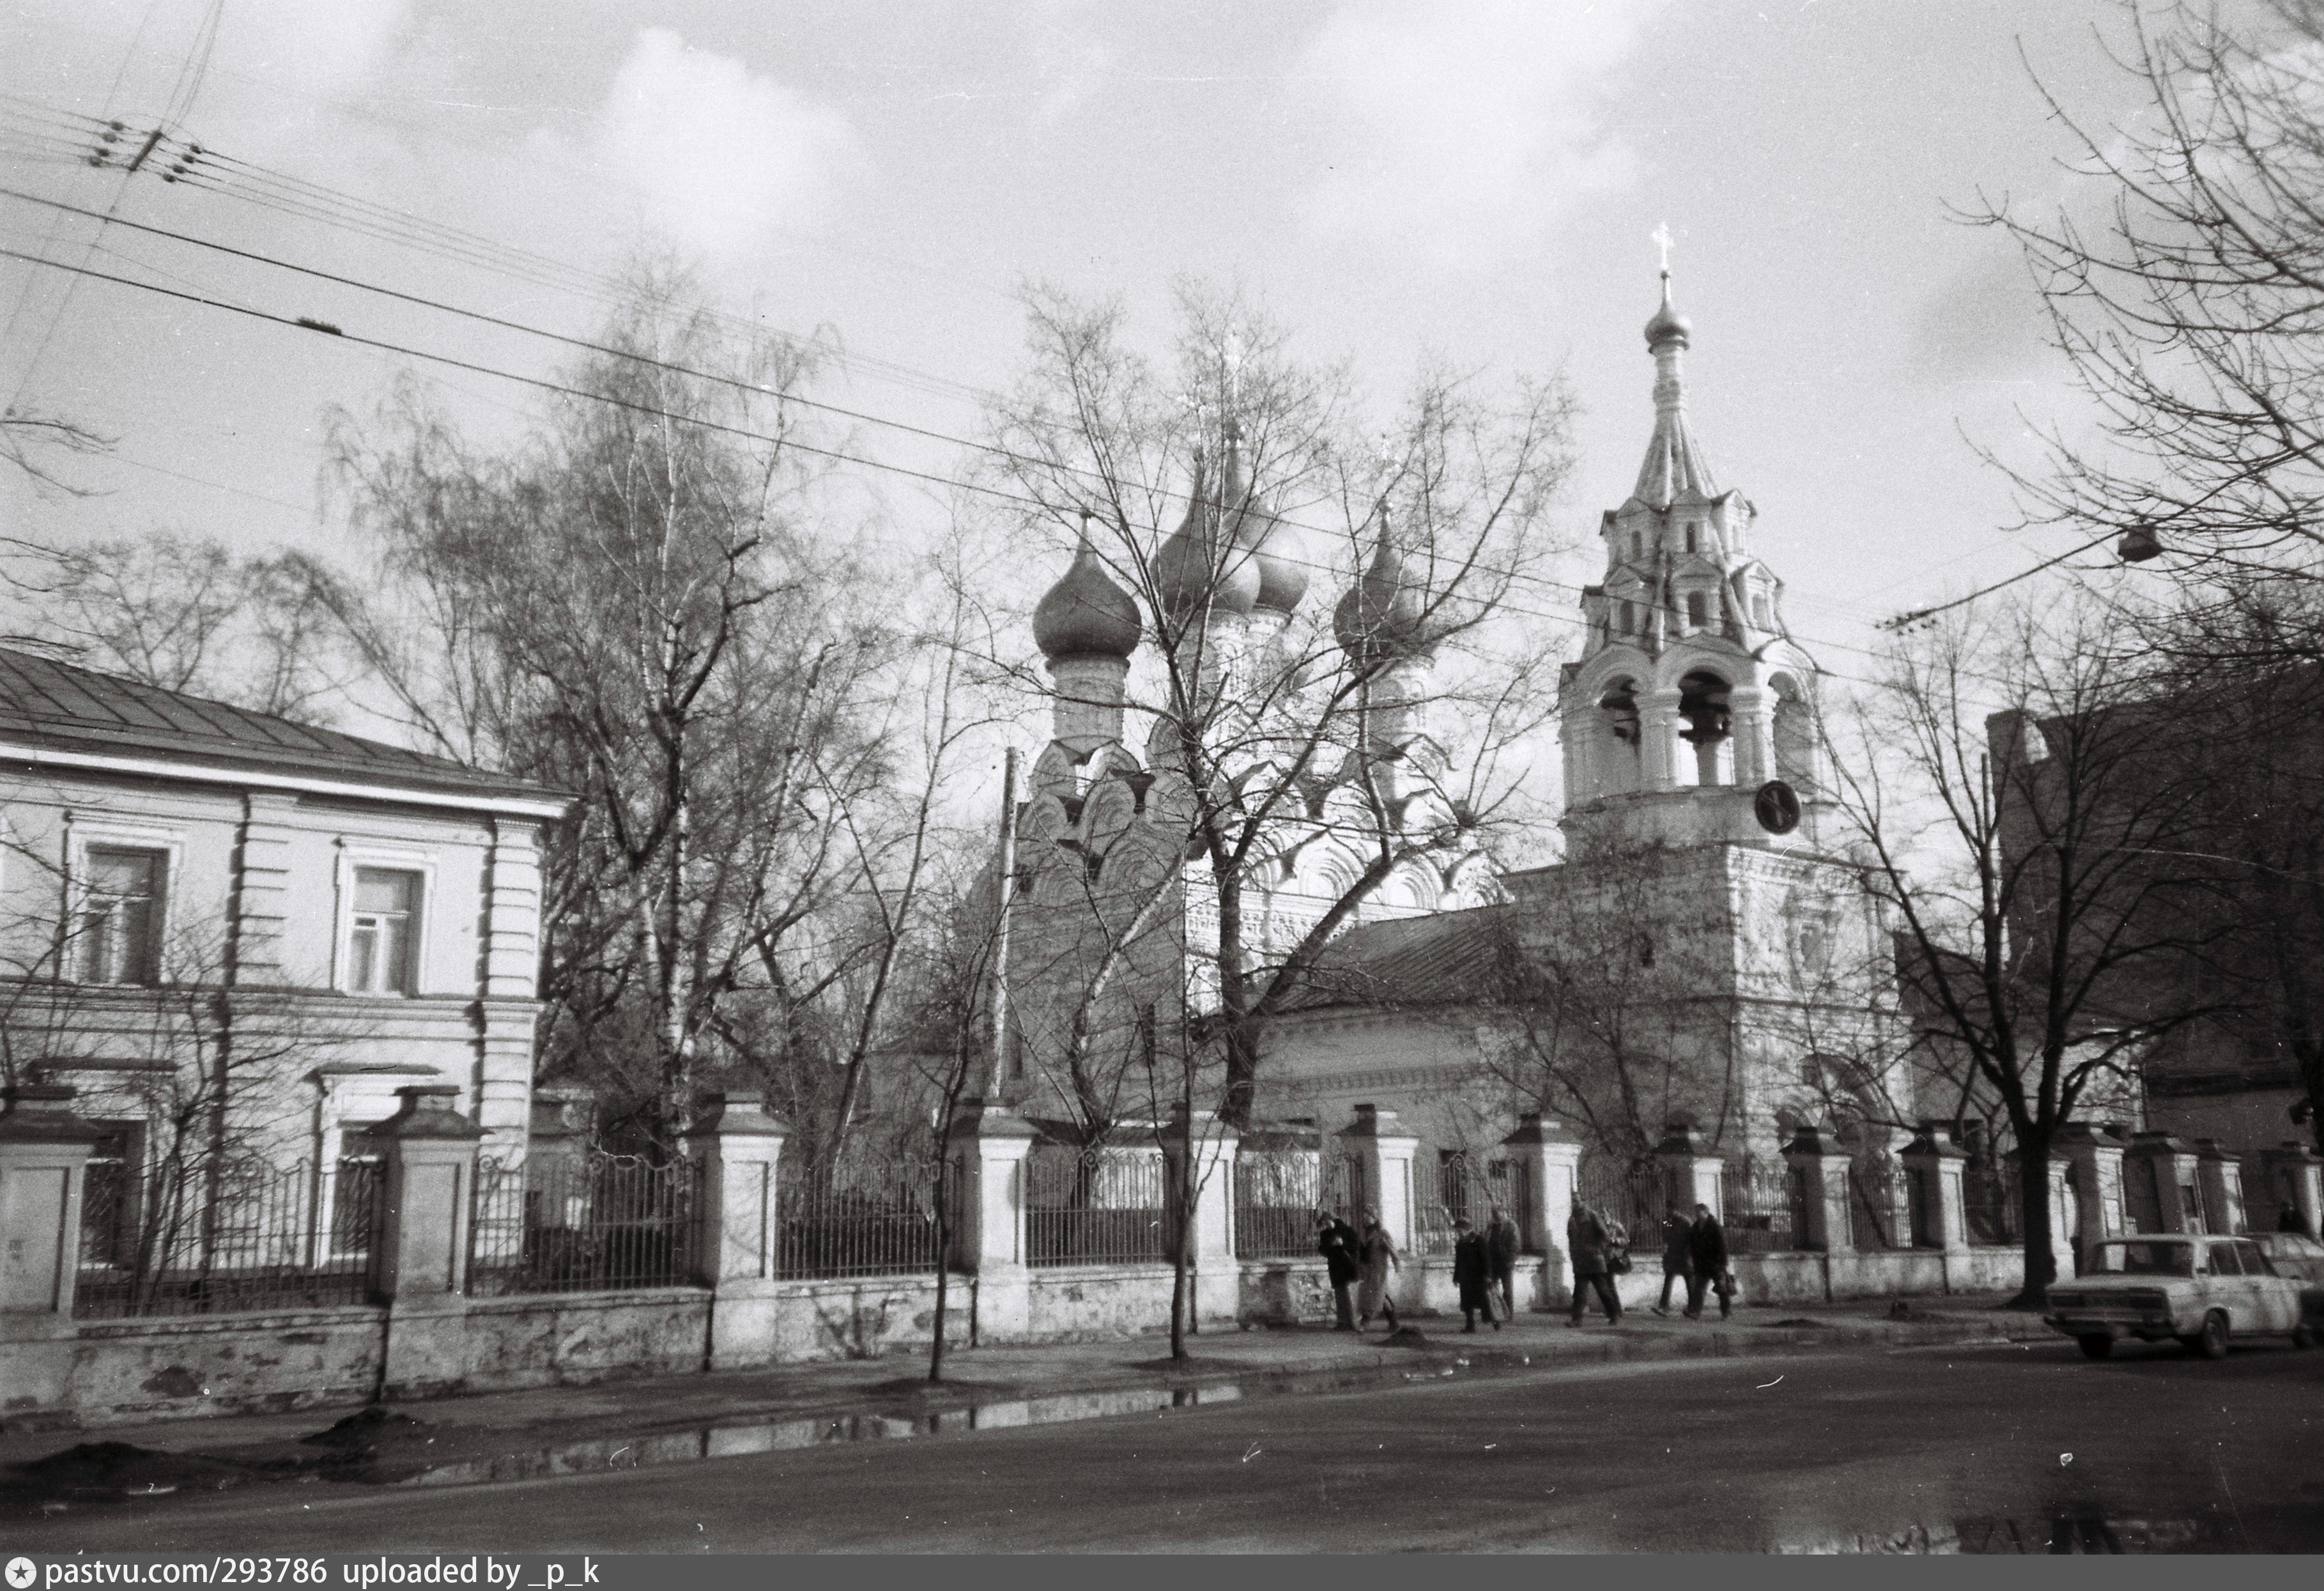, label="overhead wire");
[0,239,2058,713]
[0,185,2052,684]
[2,98,2068,643]
[1,1,221,411]
[0,93,1001,415]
